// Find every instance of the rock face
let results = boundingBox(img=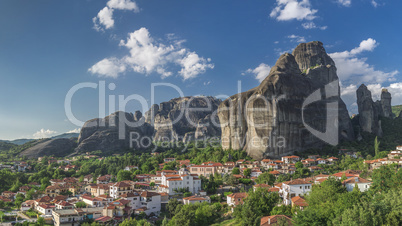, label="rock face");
[19,138,76,158]
[380,89,393,118]
[75,111,154,154]
[144,96,222,142]
[75,96,222,154]
[218,41,354,160]
[356,86,393,137]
